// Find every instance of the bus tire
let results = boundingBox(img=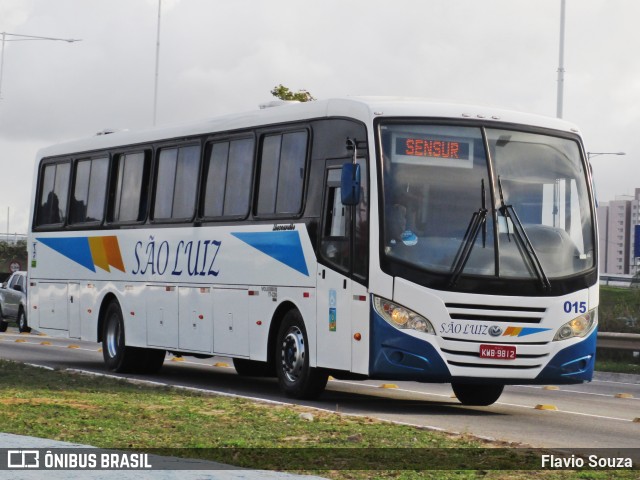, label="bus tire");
[102,301,139,373]
[0,320,7,333]
[233,358,275,377]
[451,383,504,406]
[276,310,328,399]
[18,309,30,333]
